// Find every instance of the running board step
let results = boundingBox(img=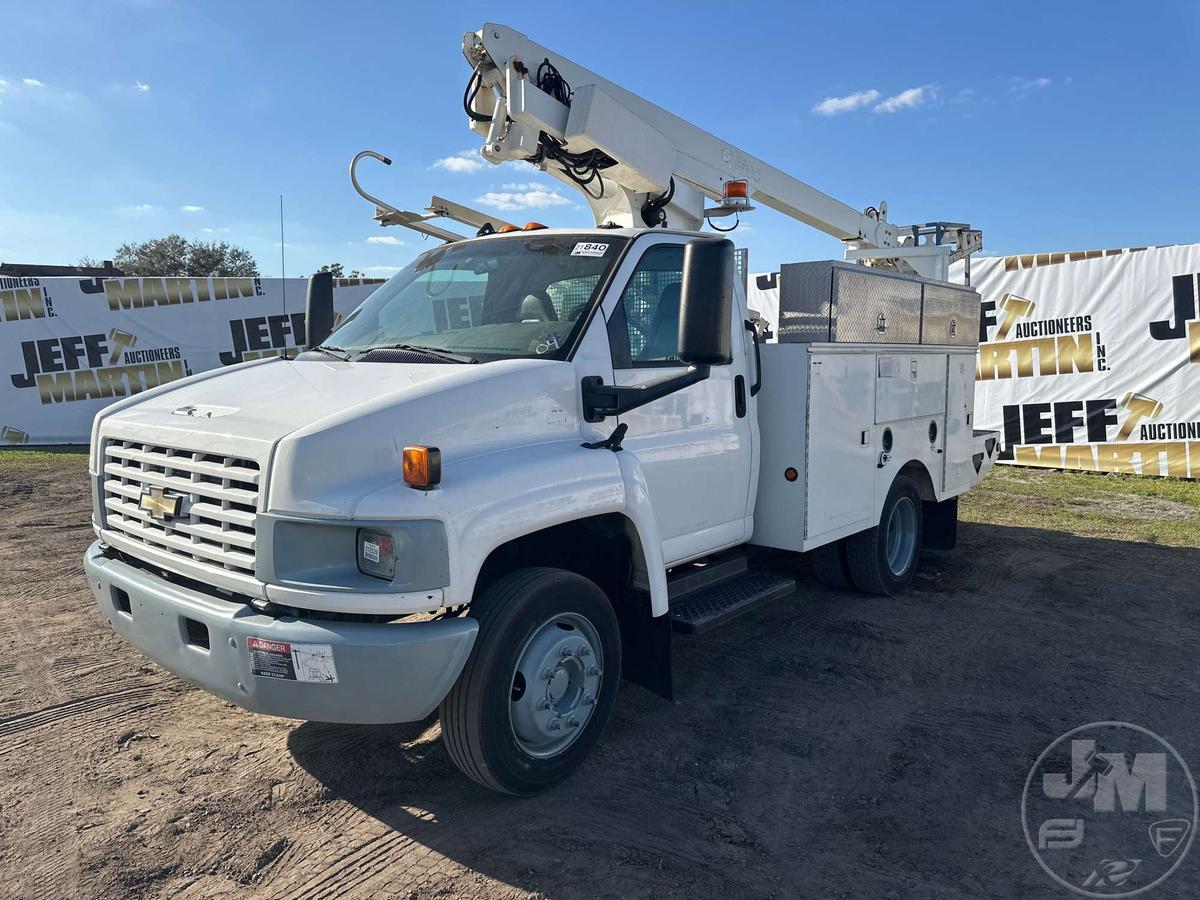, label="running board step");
[667,550,748,600]
[669,571,795,635]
